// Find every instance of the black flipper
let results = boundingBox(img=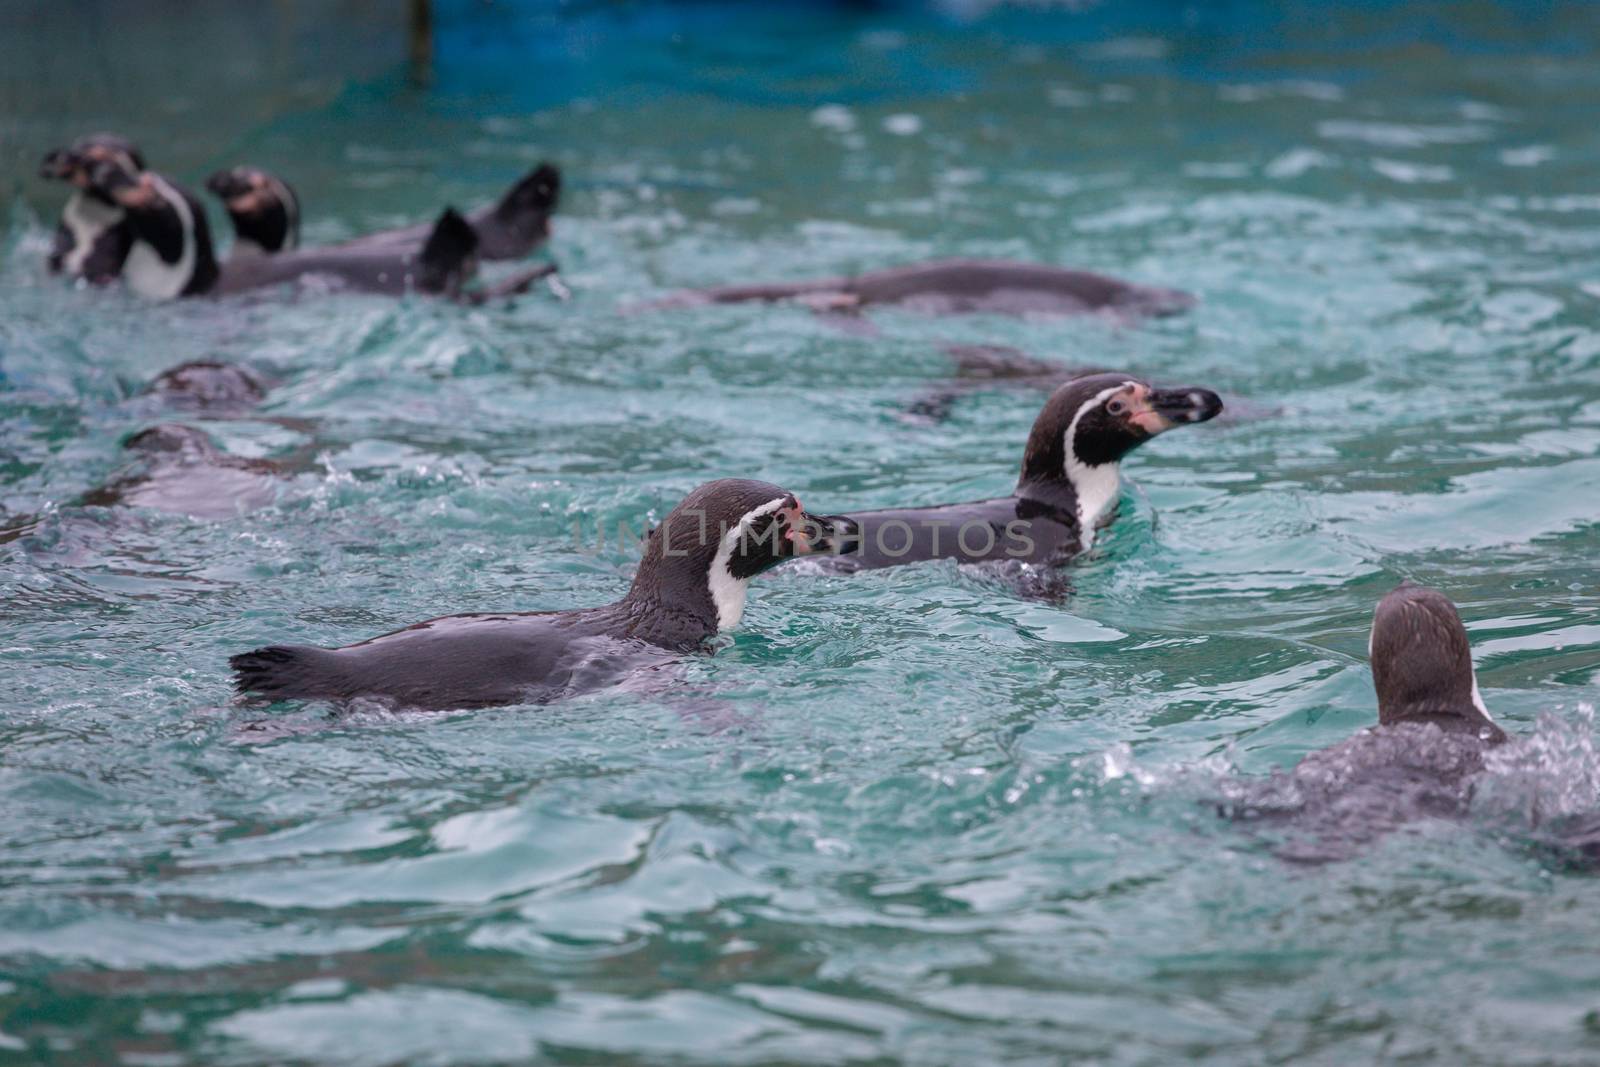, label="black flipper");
[474,163,561,259]
[230,645,347,701]
[417,208,479,296]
